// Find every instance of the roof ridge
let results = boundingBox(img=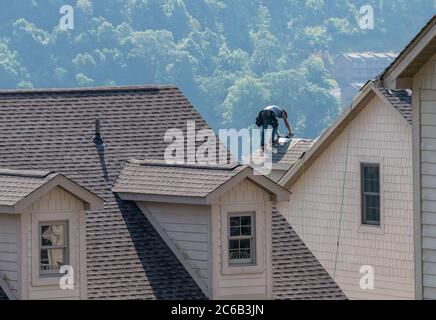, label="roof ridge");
[0,168,55,179]
[0,84,178,95]
[128,159,242,171]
